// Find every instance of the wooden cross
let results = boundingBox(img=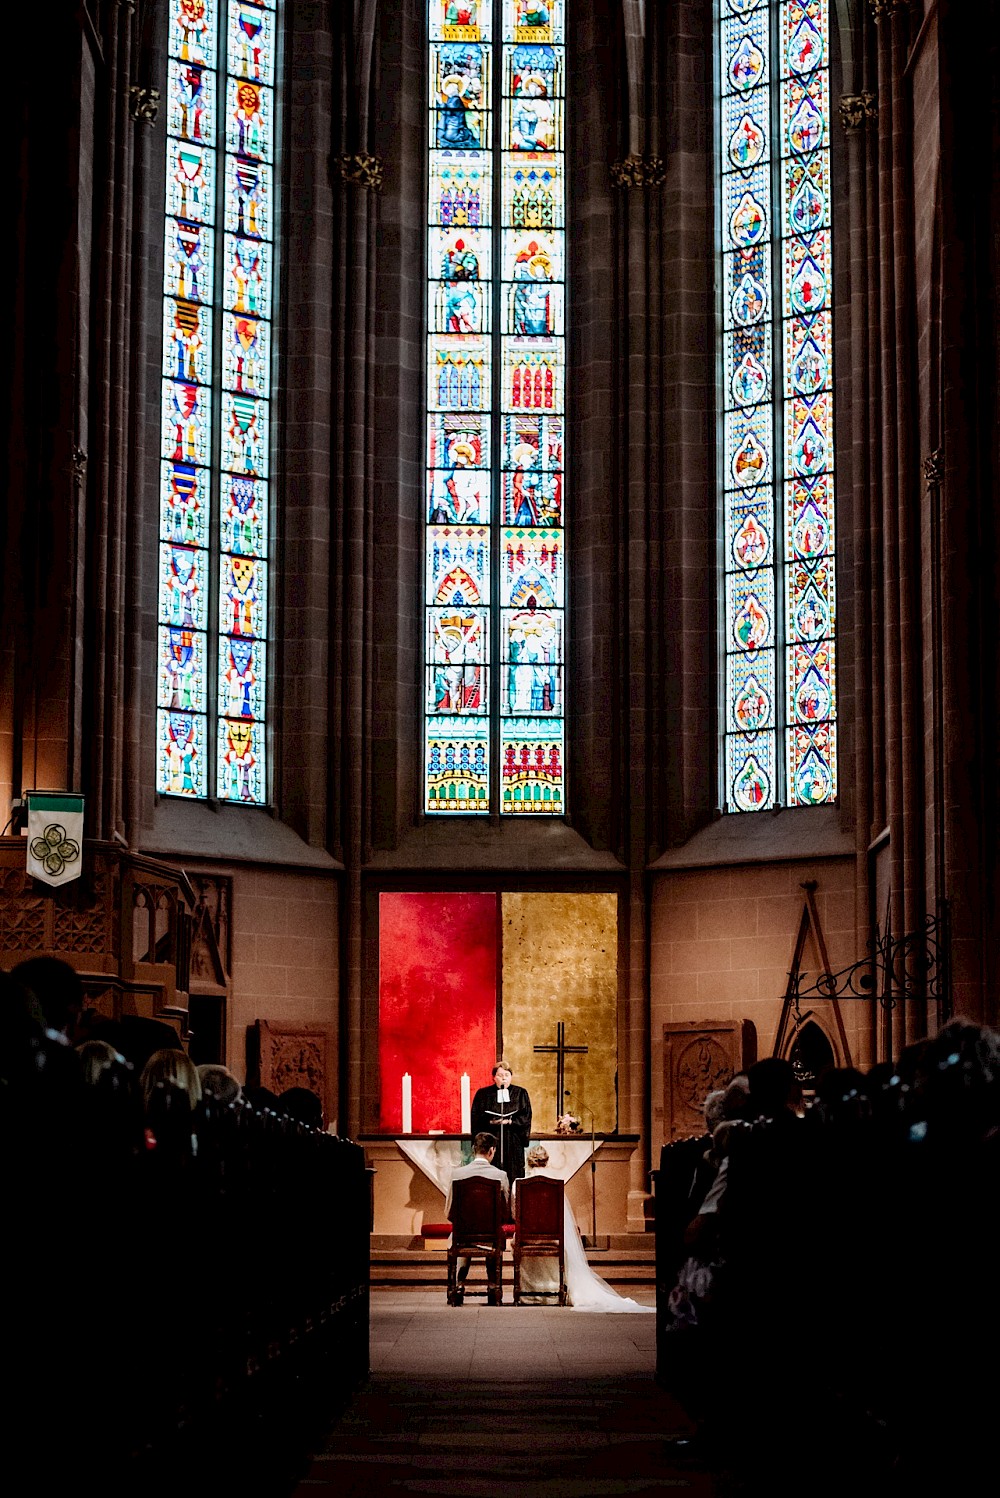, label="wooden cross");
[533,1021,589,1122]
